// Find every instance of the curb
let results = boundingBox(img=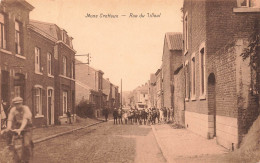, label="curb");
[33,120,105,144]
[151,125,169,163]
